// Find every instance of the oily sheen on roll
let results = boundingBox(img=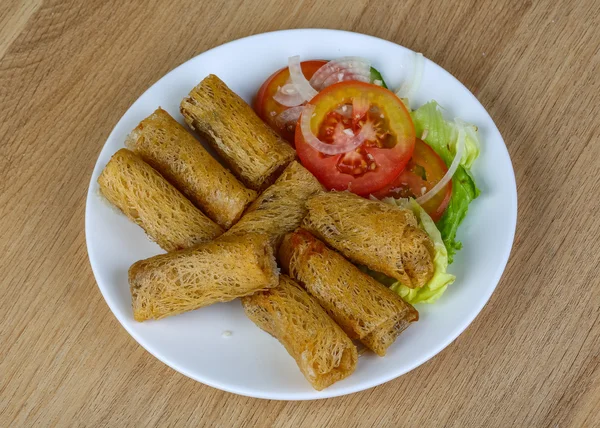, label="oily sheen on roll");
[126,108,257,229]
[97,149,223,251]
[303,191,435,288]
[242,275,357,390]
[180,74,296,191]
[223,161,323,247]
[129,233,279,321]
[279,229,418,356]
